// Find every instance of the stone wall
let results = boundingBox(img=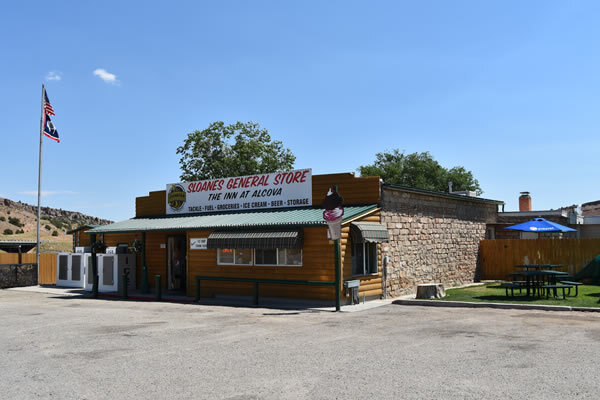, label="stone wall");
[381,188,497,297]
[0,264,37,288]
